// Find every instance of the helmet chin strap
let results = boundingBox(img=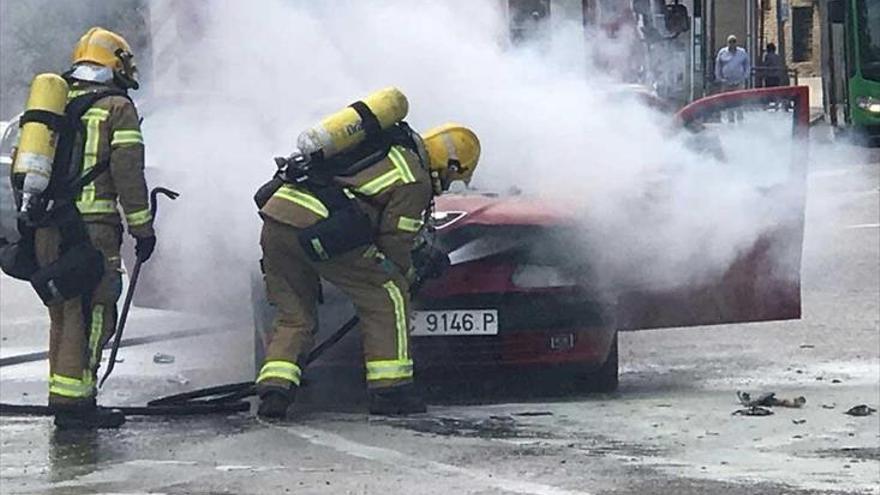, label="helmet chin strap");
[430,170,445,194]
[113,72,139,91]
[114,48,139,90]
